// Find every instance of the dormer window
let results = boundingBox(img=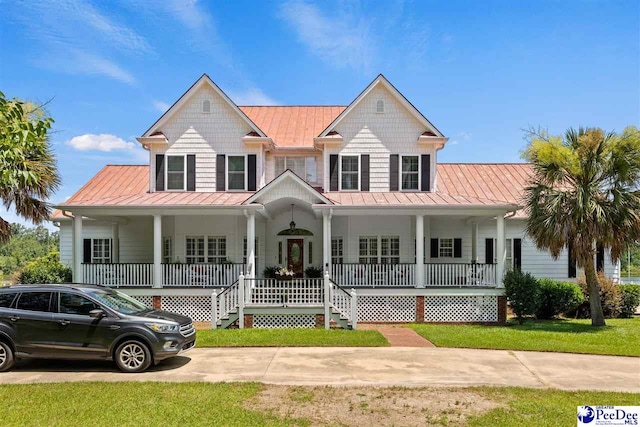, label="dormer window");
[202,99,211,113]
[166,155,186,190]
[401,155,419,190]
[376,99,384,113]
